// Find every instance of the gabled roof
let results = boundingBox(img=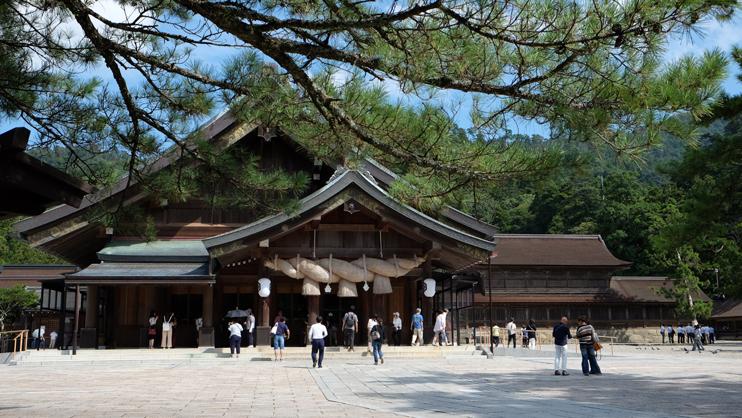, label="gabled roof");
[13,112,244,235]
[204,168,495,263]
[490,234,631,267]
